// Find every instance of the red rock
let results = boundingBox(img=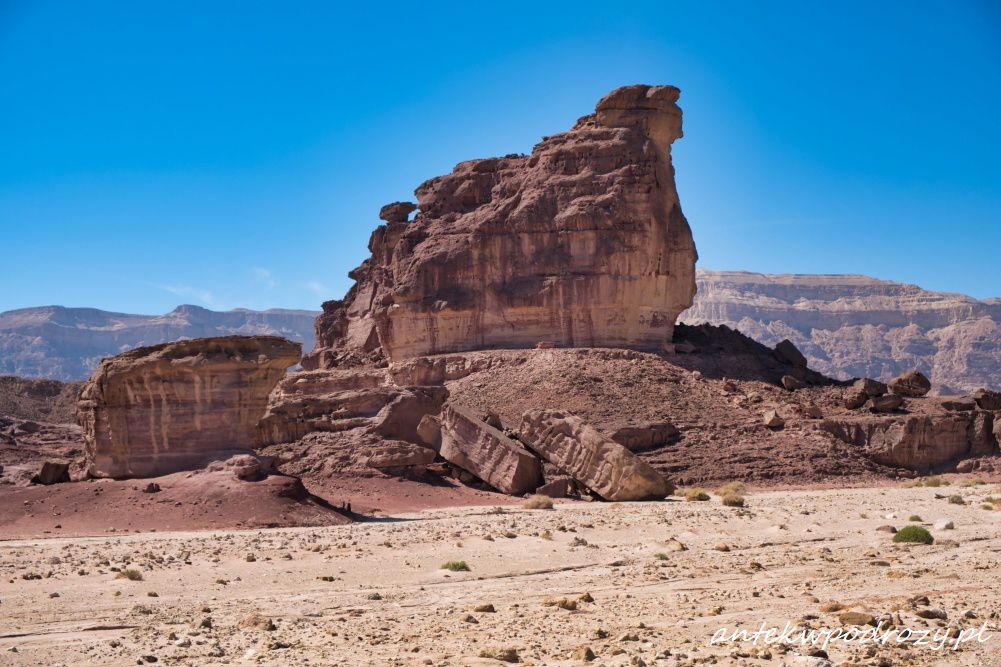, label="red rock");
[866,394,903,413]
[519,409,672,501]
[774,340,807,368]
[439,404,542,495]
[303,84,697,367]
[821,414,972,469]
[889,370,932,397]
[781,375,805,391]
[33,461,69,485]
[609,422,679,452]
[970,389,1001,411]
[968,412,997,456]
[78,336,301,479]
[534,477,573,499]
